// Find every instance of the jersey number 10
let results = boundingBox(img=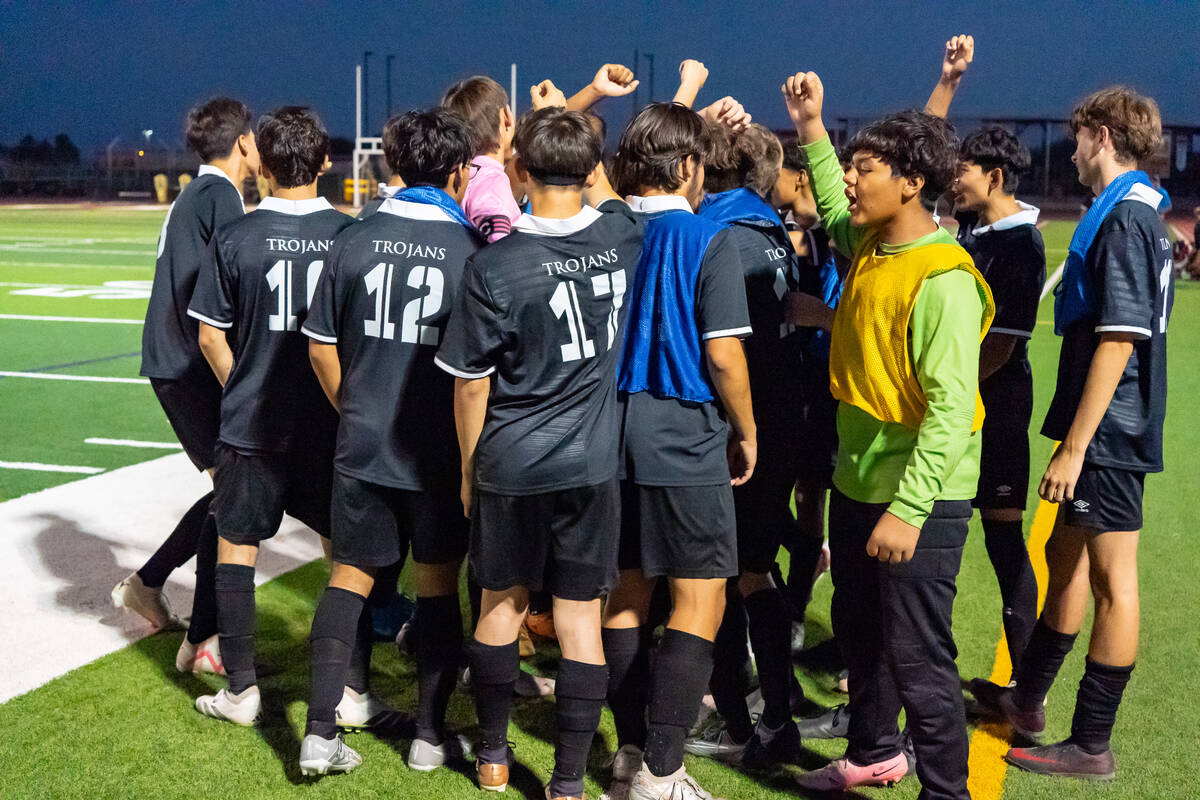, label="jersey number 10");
[266,258,323,331]
[363,262,445,344]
